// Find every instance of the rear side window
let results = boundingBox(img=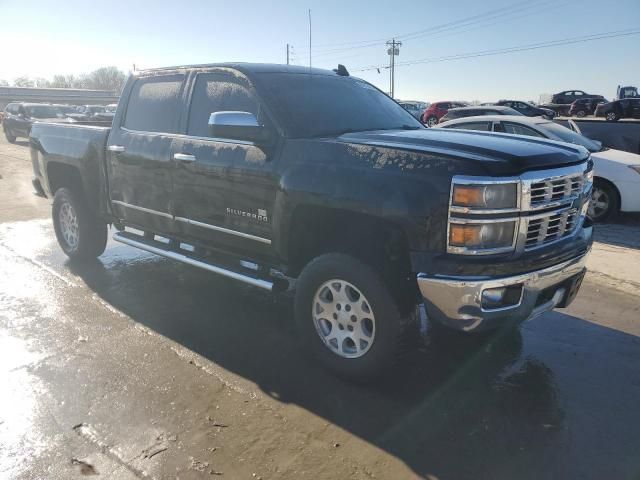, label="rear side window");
[187,73,259,138]
[124,75,184,133]
[501,122,544,137]
[446,122,491,131]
